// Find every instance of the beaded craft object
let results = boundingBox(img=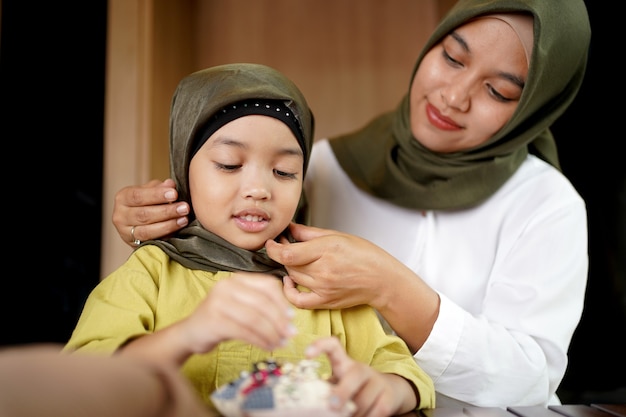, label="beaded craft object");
[211,359,356,417]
